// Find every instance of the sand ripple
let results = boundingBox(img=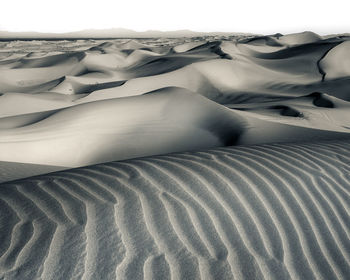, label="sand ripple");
[1,139,349,279]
